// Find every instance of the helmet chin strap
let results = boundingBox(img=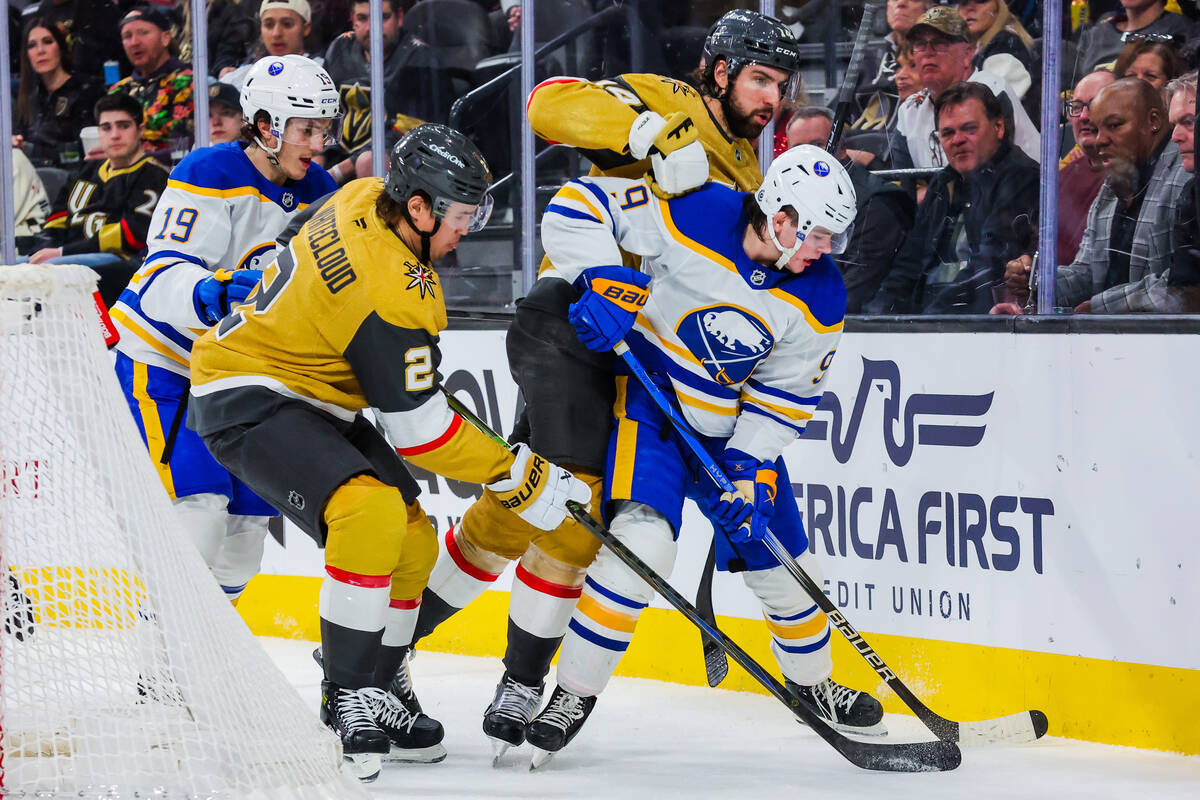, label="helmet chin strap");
[400,206,441,263]
[769,226,803,269]
[254,131,284,169]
